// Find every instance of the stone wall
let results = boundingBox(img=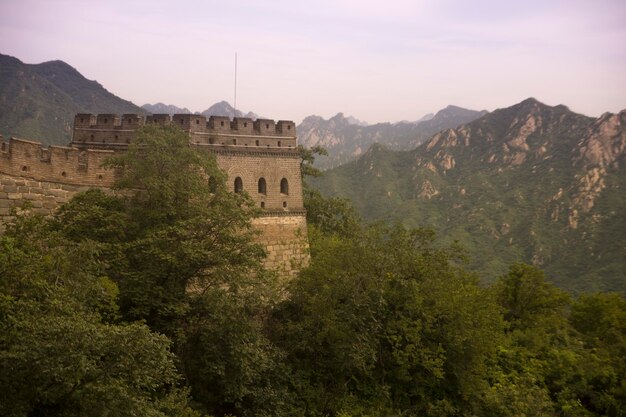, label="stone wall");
[0,173,91,231]
[208,147,304,211]
[0,137,117,187]
[0,136,309,276]
[72,114,297,149]
[252,212,309,277]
